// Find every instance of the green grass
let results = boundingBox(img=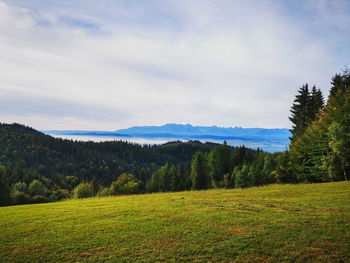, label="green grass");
[1,182,349,263]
